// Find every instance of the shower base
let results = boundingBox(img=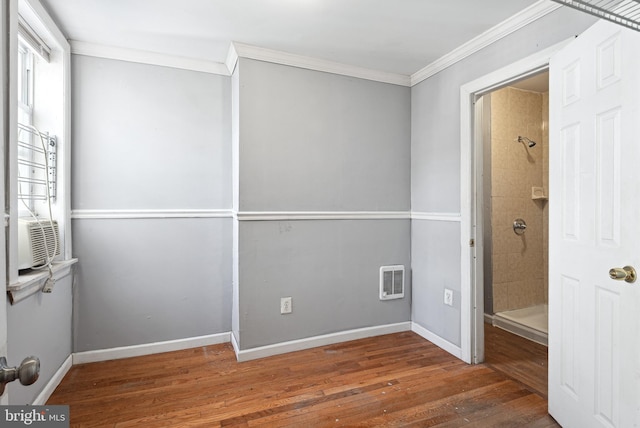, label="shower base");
[491,304,548,346]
